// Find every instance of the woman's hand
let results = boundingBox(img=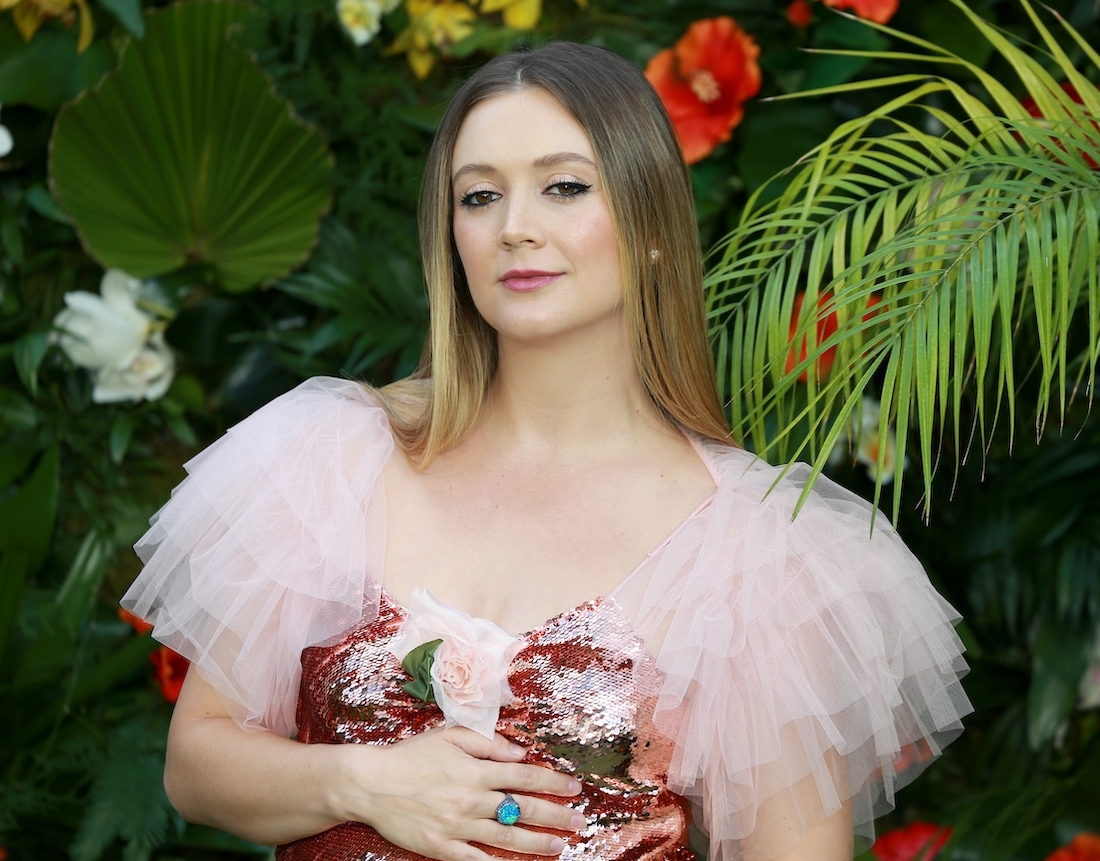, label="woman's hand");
[337,726,585,861]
